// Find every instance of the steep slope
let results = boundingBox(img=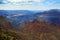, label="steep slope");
[0,9,60,40]
[36,9,60,26]
[0,16,17,30]
[22,19,60,40]
[0,16,39,40]
[0,15,60,40]
[0,16,27,40]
